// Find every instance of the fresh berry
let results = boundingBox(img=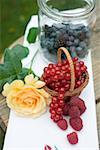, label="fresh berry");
[57,119,68,130]
[67,132,78,144]
[58,93,65,99]
[68,106,80,118]
[70,117,83,131]
[44,145,52,150]
[70,96,86,115]
[62,103,70,116]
